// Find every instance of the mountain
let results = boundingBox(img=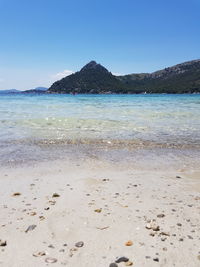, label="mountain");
[23,87,48,93]
[117,59,200,93]
[48,61,124,94]
[48,60,200,94]
[0,89,20,94]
